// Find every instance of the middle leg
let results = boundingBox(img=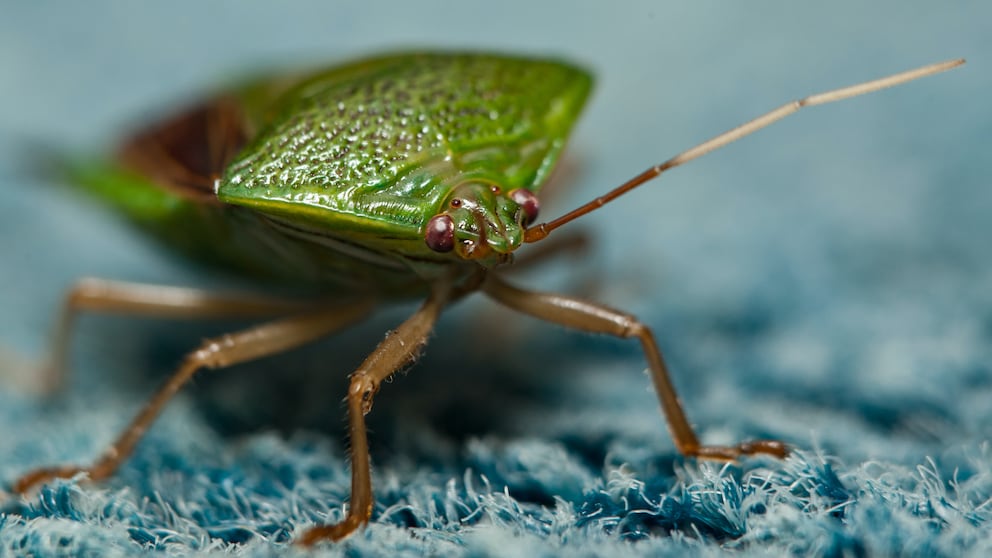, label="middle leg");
[482,273,788,460]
